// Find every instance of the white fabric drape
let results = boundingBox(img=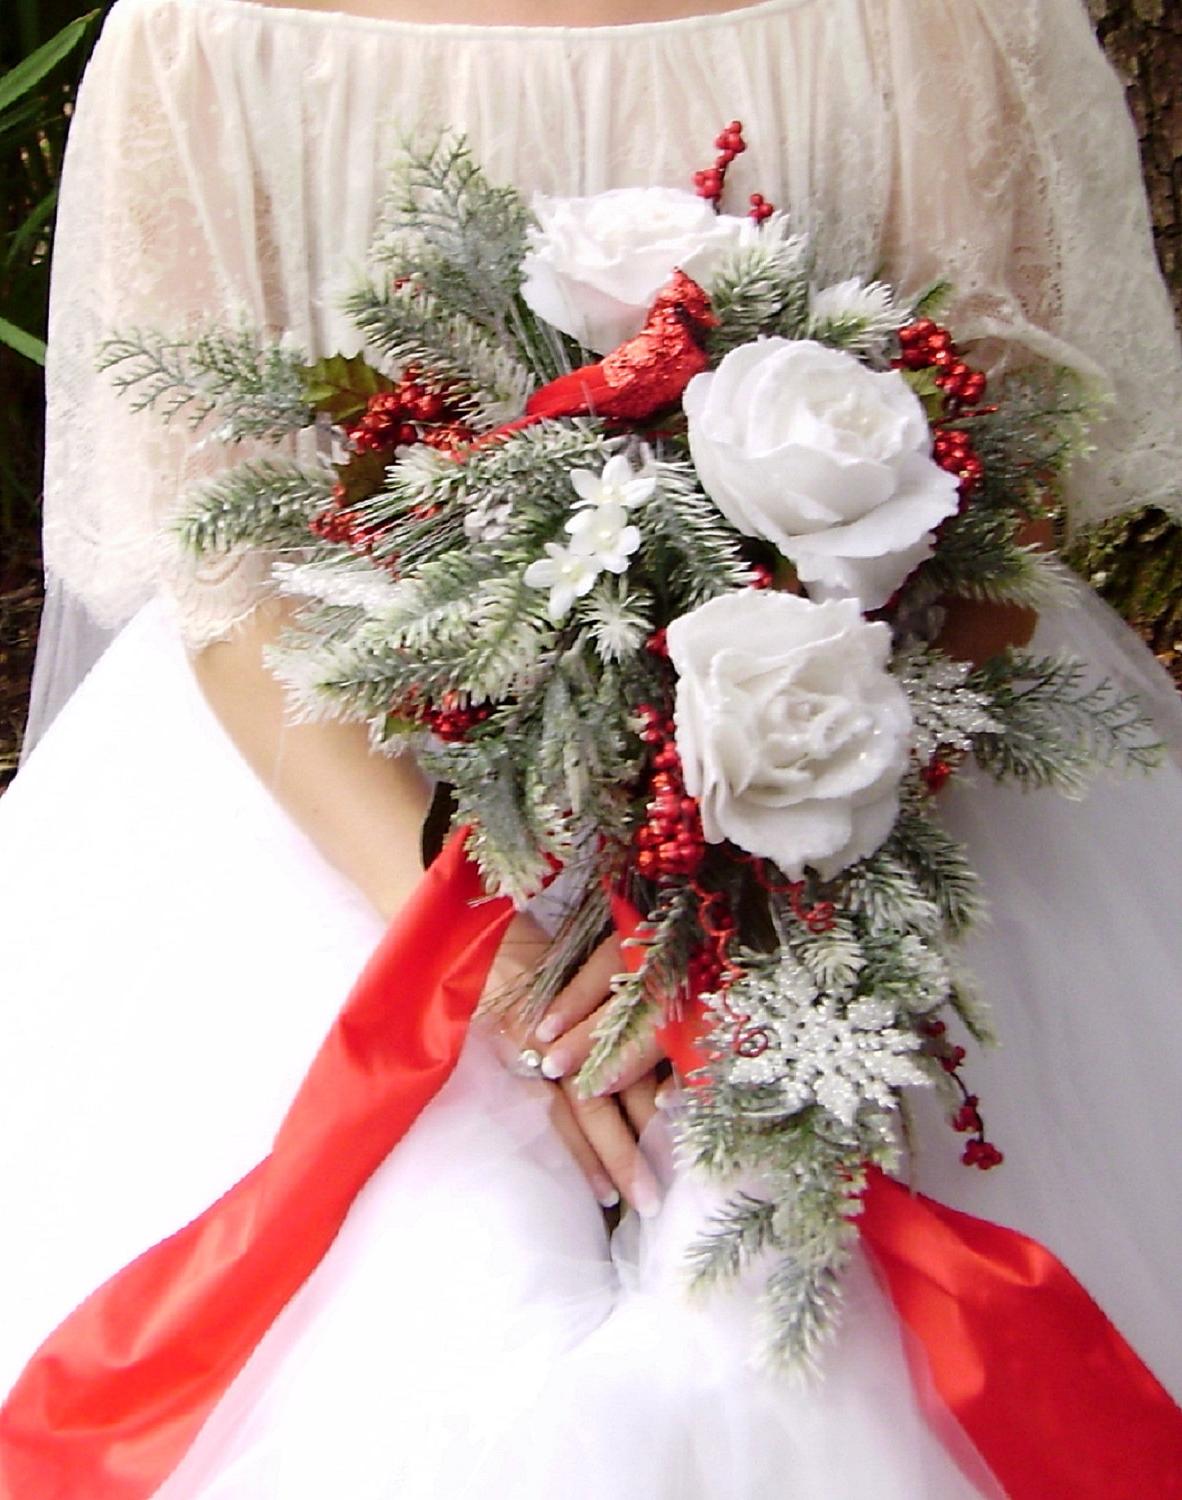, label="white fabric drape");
[25,0,1182,754]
